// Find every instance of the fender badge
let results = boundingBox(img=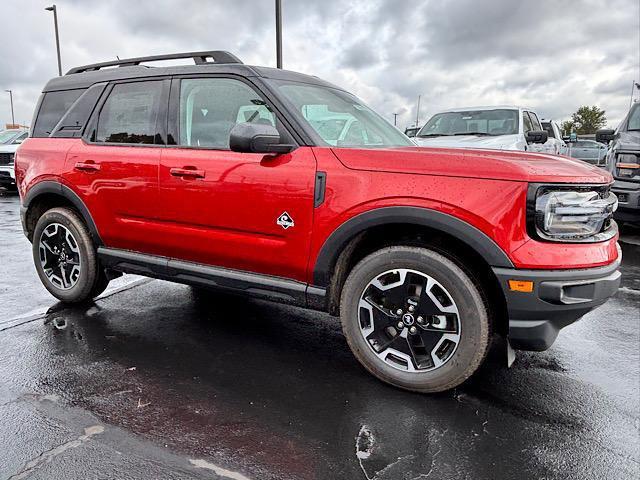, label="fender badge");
[277,212,295,229]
